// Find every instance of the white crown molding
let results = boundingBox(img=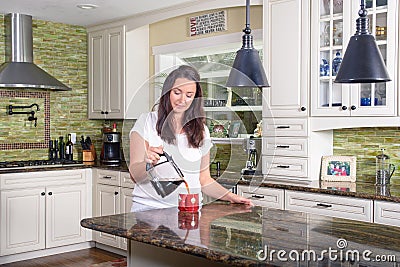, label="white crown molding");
[87,0,262,32]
